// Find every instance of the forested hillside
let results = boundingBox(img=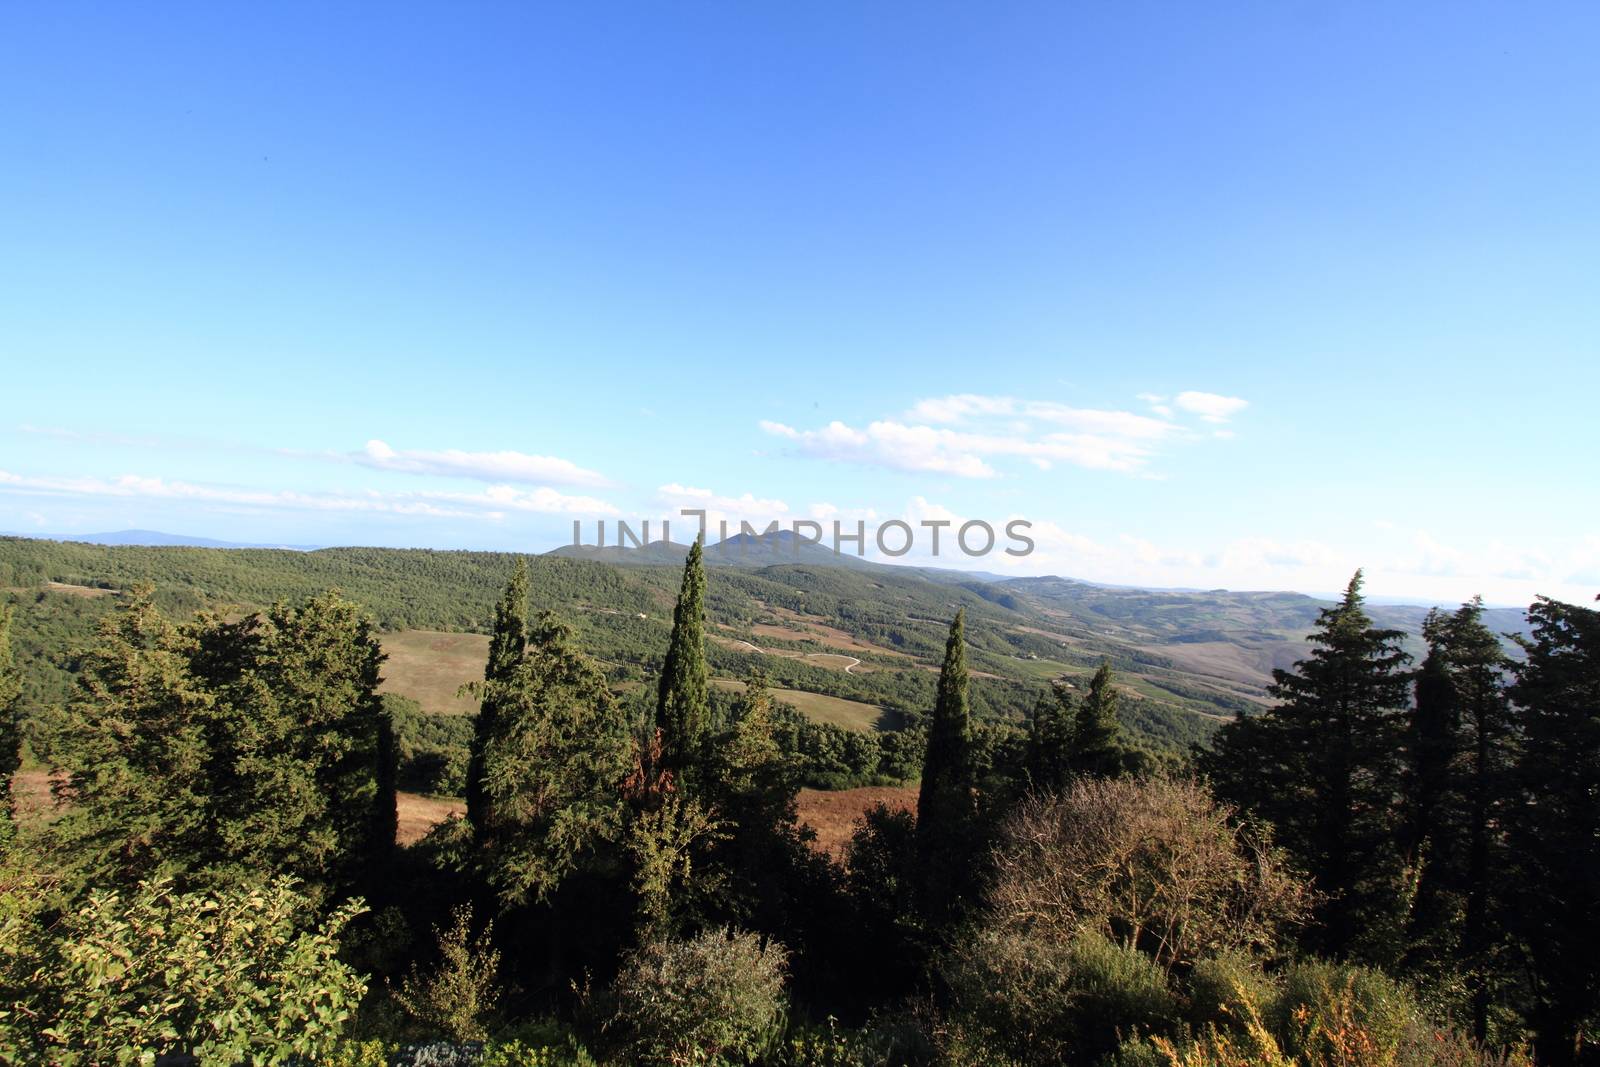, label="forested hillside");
[4,535,1521,772]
